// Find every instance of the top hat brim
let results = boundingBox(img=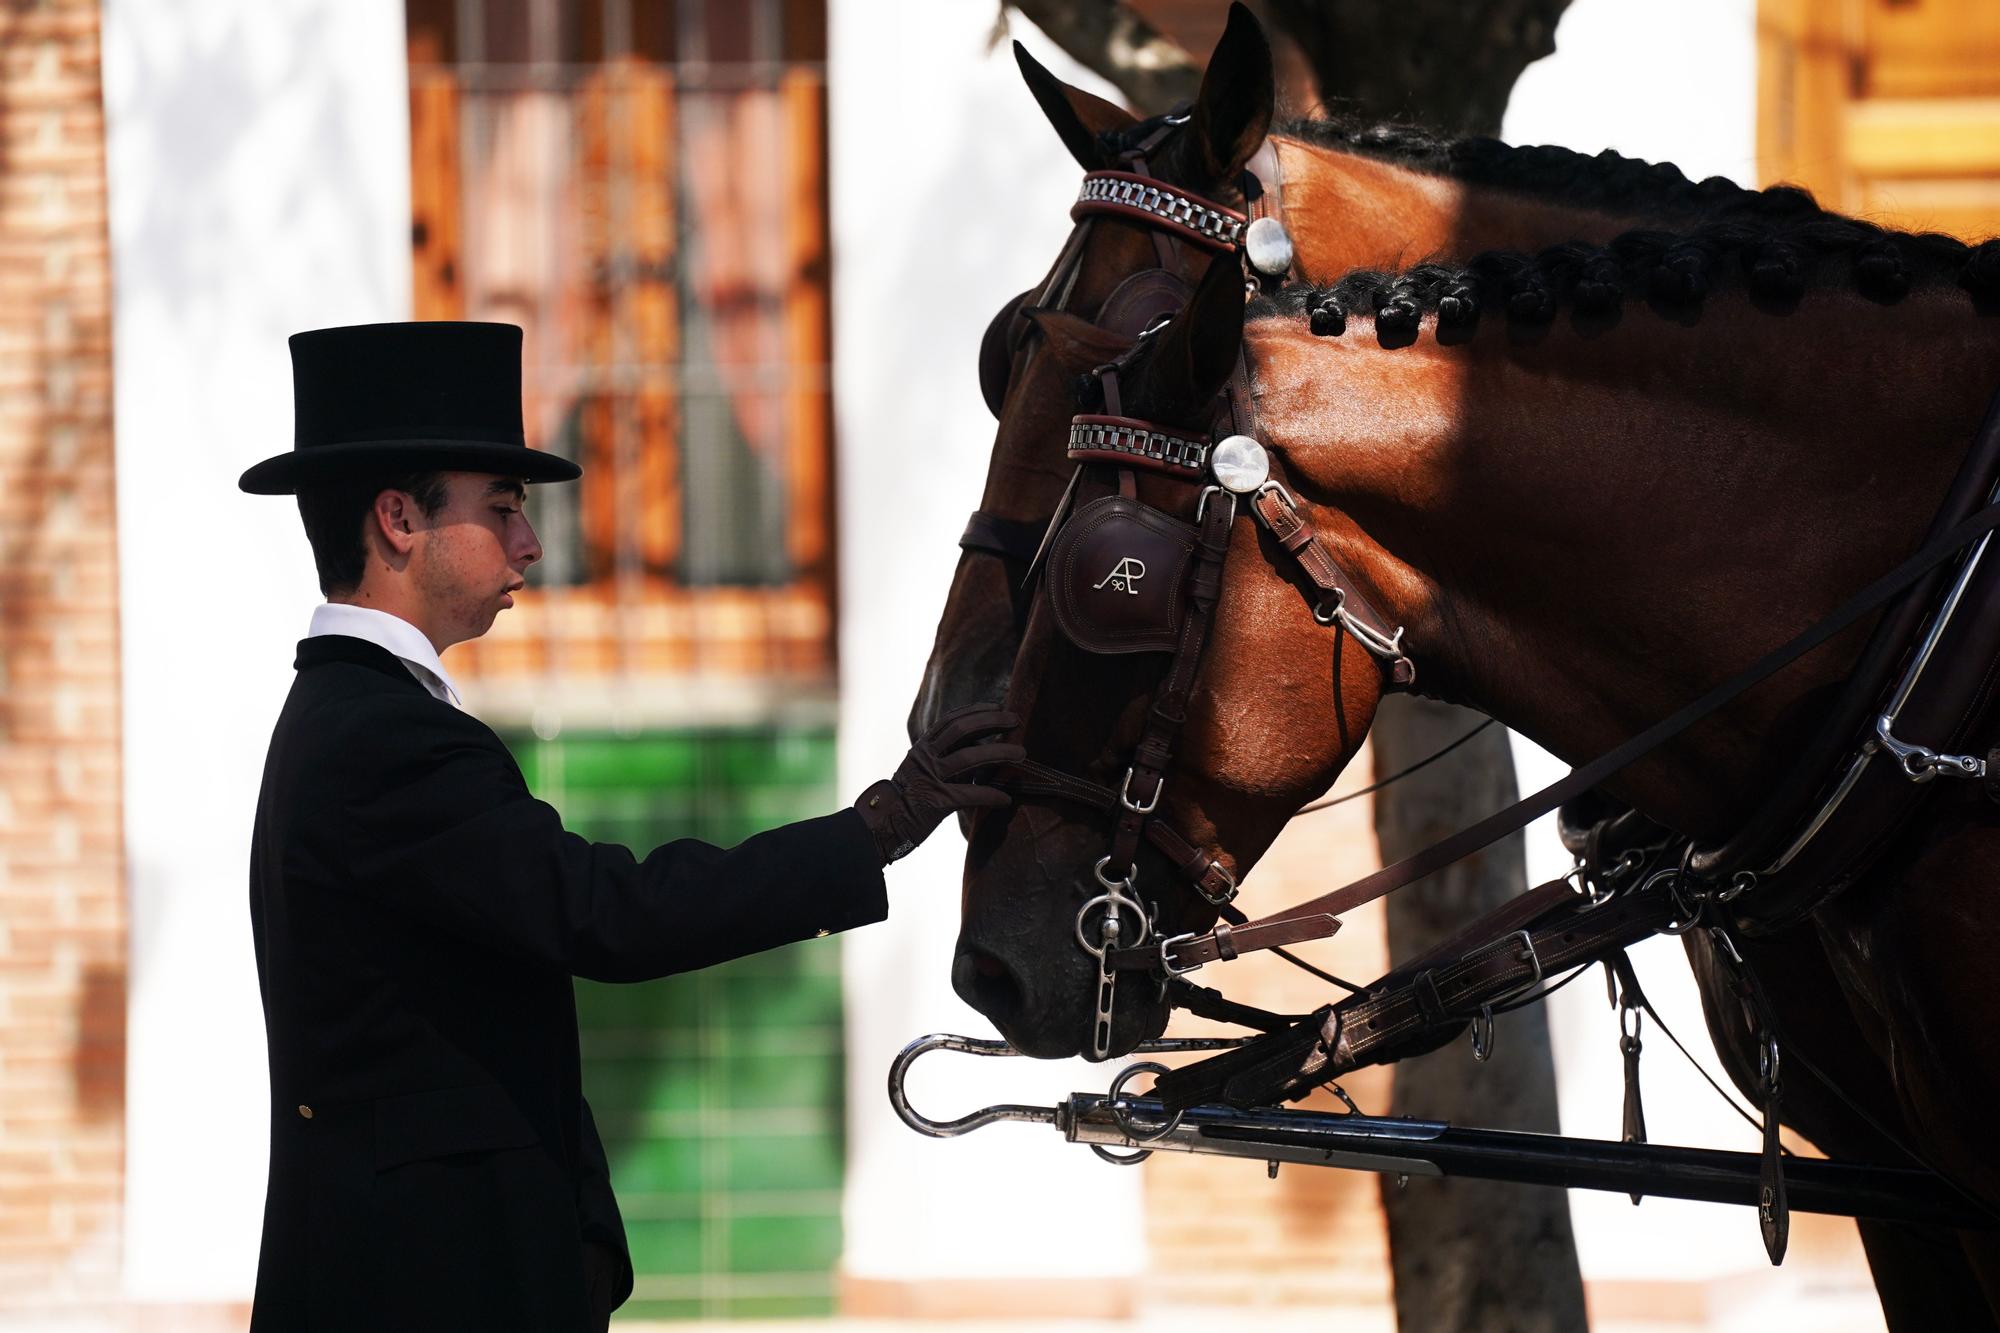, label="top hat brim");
[238,438,582,495]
